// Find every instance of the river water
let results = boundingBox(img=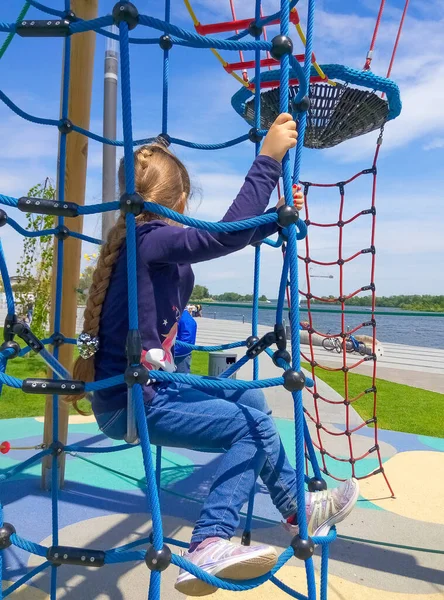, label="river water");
[200,304,444,349]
